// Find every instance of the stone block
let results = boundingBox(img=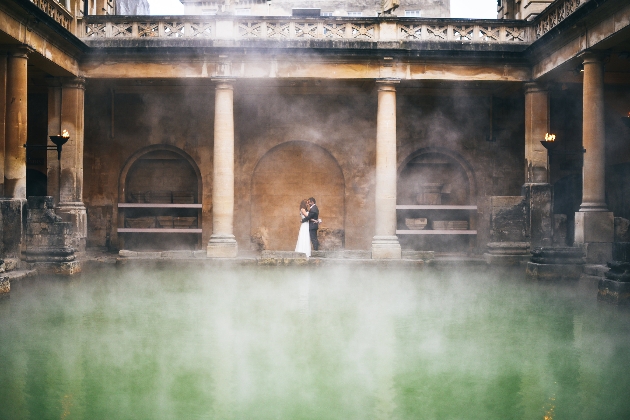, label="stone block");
[402,250,434,261]
[582,242,612,264]
[613,243,630,263]
[526,262,584,281]
[489,196,528,242]
[25,247,76,263]
[0,277,9,294]
[0,199,26,258]
[530,247,585,265]
[161,251,194,258]
[523,183,553,248]
[119,250,138,257]
[597,279,630,305]
[486,242,530,255]
[574,211,614,243]
[27,196,55,209]
[615,217,630,242]
[33,261,81,276]
[491,196,524,208]
[605,261,630,282]
[553,214,567,246]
